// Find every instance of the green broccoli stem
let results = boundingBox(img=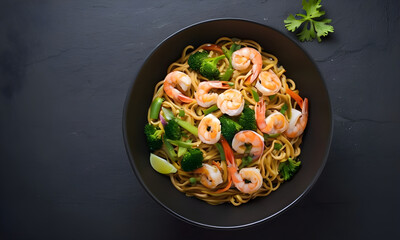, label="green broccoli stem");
[150,98,164,119]
[166,139,197,148]
[203,105,219,115]
[207,55,225,65]
[162,107,198,136]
